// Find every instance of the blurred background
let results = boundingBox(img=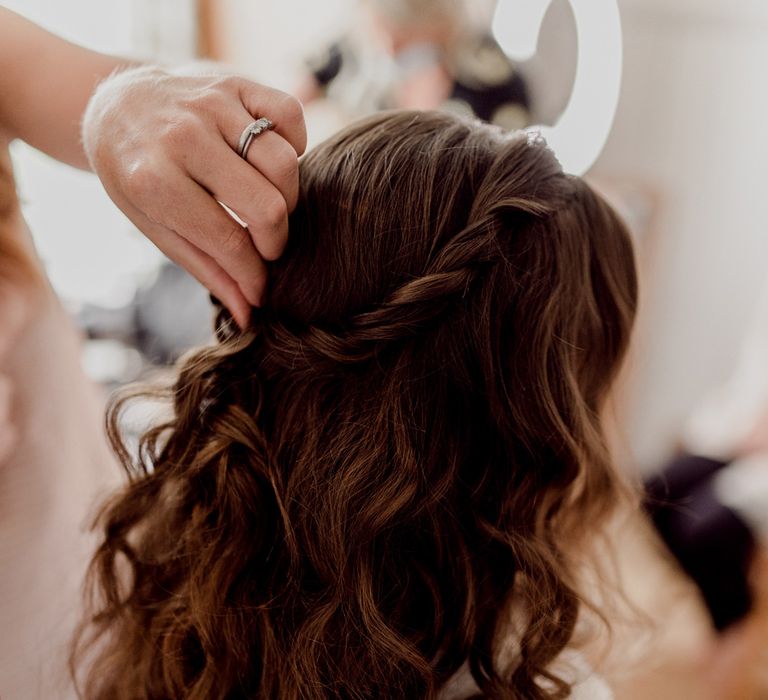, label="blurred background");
[7,0,768,472]
[5,1,768,694]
